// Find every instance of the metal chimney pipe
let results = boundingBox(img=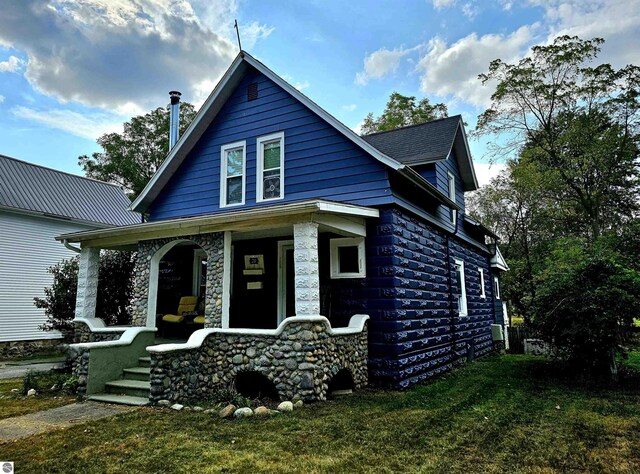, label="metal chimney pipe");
[169,91,181,150]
